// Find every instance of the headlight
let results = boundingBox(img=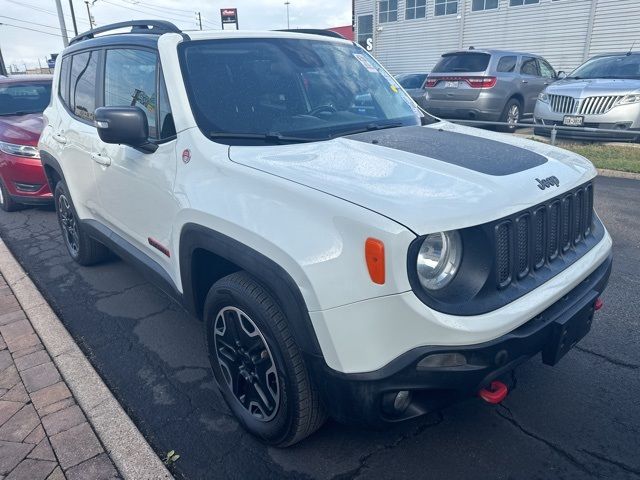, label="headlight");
[0,141,40,158]
[416,231,462,291]
[537,92,549,103]
[618,94,640,105]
